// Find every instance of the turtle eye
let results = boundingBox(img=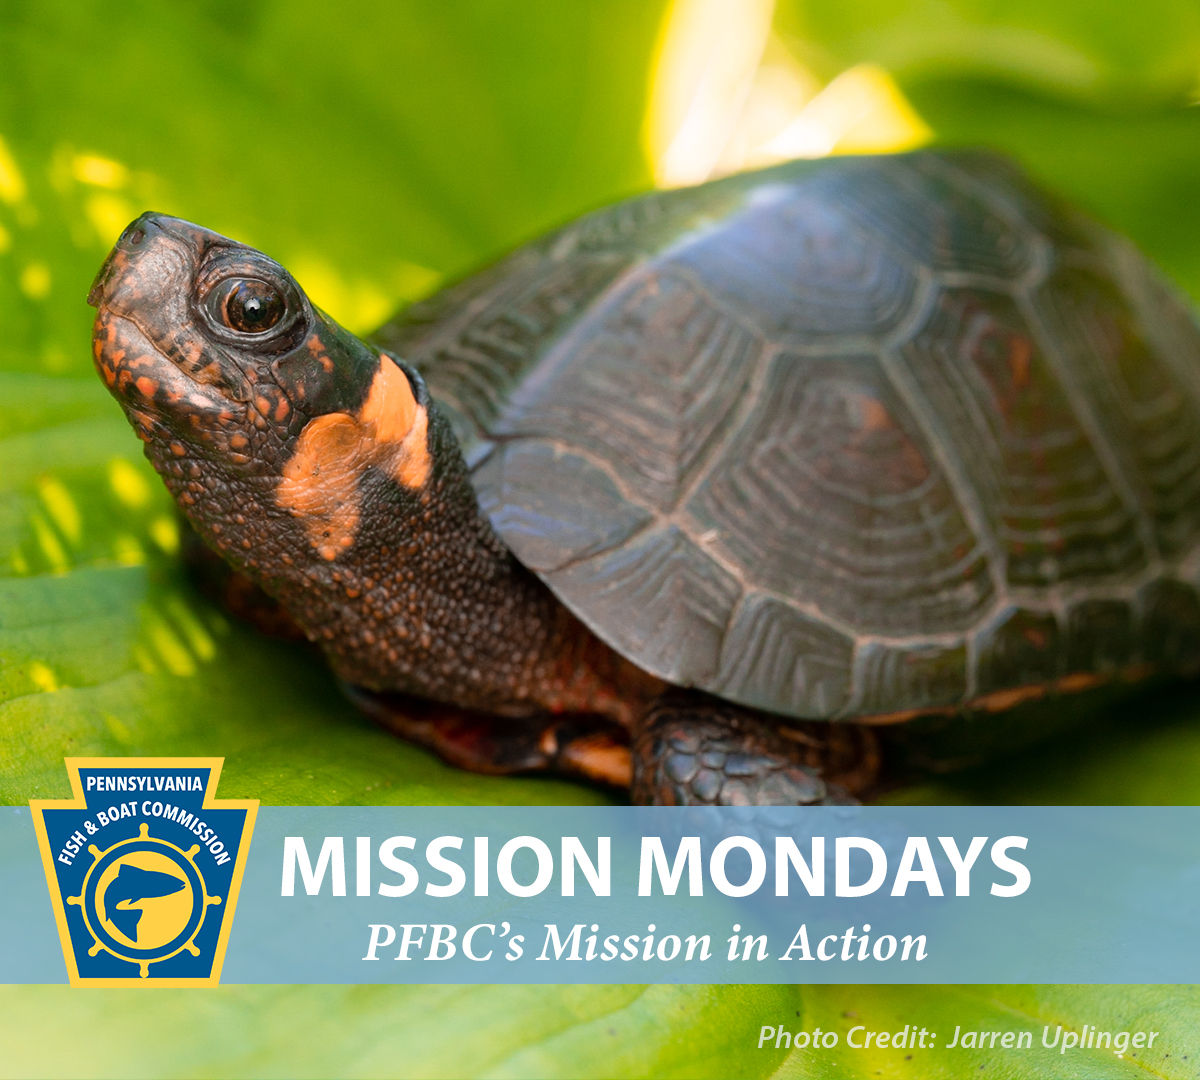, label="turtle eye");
[211,277,286,334]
